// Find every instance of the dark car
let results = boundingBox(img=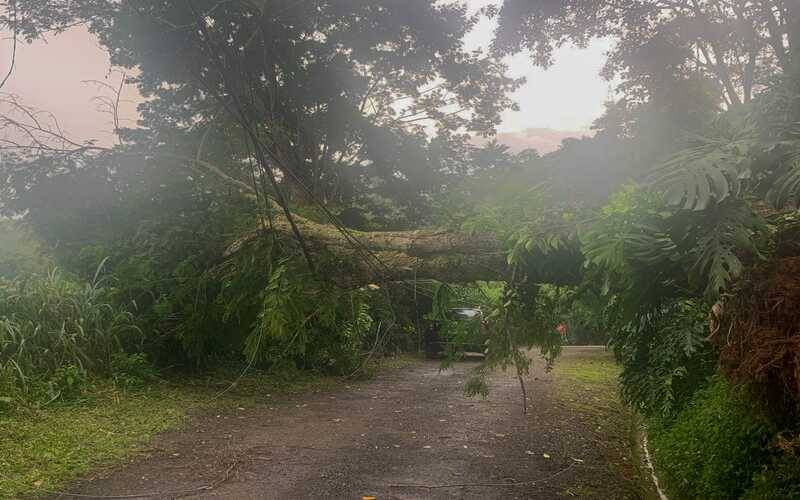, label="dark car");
[423,307,486,360]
